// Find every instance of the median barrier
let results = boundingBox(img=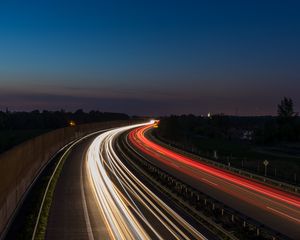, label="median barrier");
[122,131,291,240]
